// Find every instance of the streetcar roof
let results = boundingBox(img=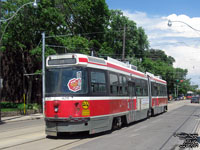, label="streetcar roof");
[46,53,167,84]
